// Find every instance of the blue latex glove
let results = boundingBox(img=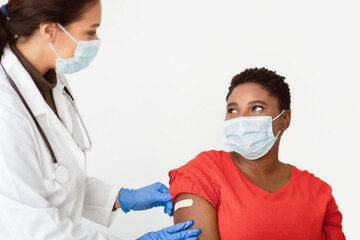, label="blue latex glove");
[118,182,174,216]
[137,220,200,240]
